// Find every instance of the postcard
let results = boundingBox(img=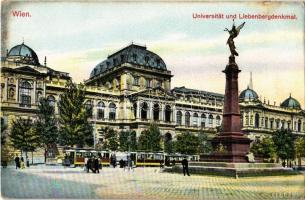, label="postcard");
[1,1,304,200]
